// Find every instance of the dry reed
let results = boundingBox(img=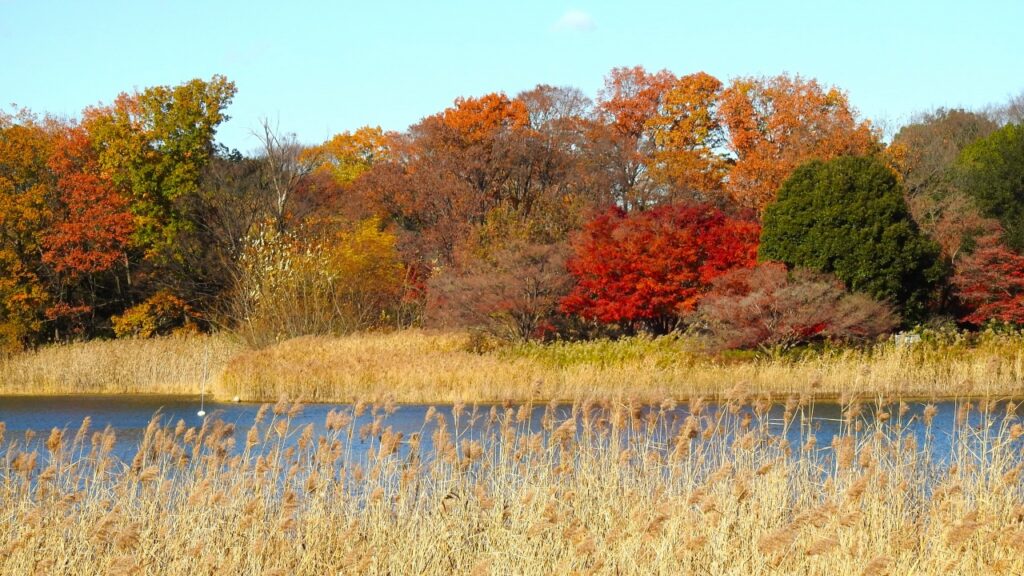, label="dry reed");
[1,330,1021,403]
[215,330,1024,403]
[0,335,241,396]
[0,395,1021,574]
